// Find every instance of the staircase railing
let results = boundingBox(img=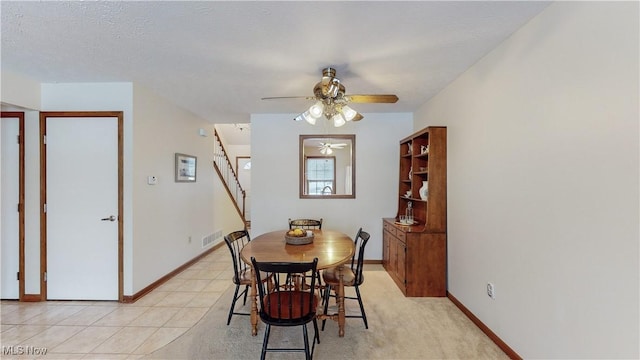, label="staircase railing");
[213,129,247,228]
